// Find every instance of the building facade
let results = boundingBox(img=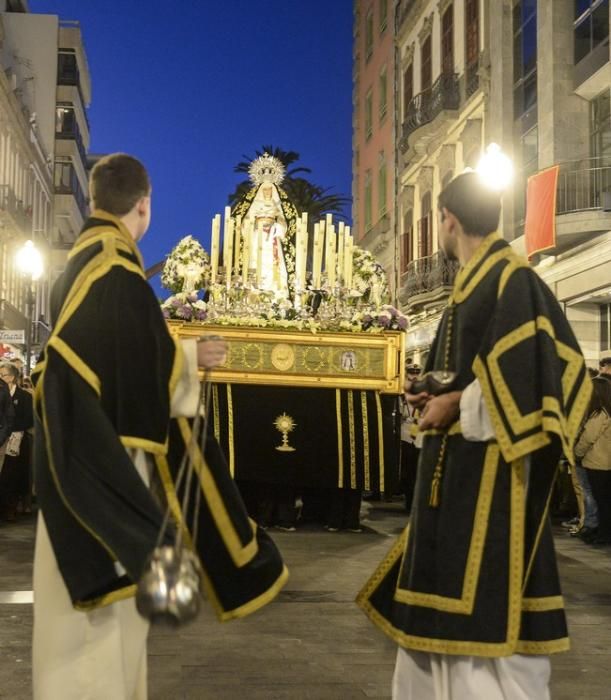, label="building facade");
[355,0,611,367]
[0,0,90,366]
[352,0,397,296]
